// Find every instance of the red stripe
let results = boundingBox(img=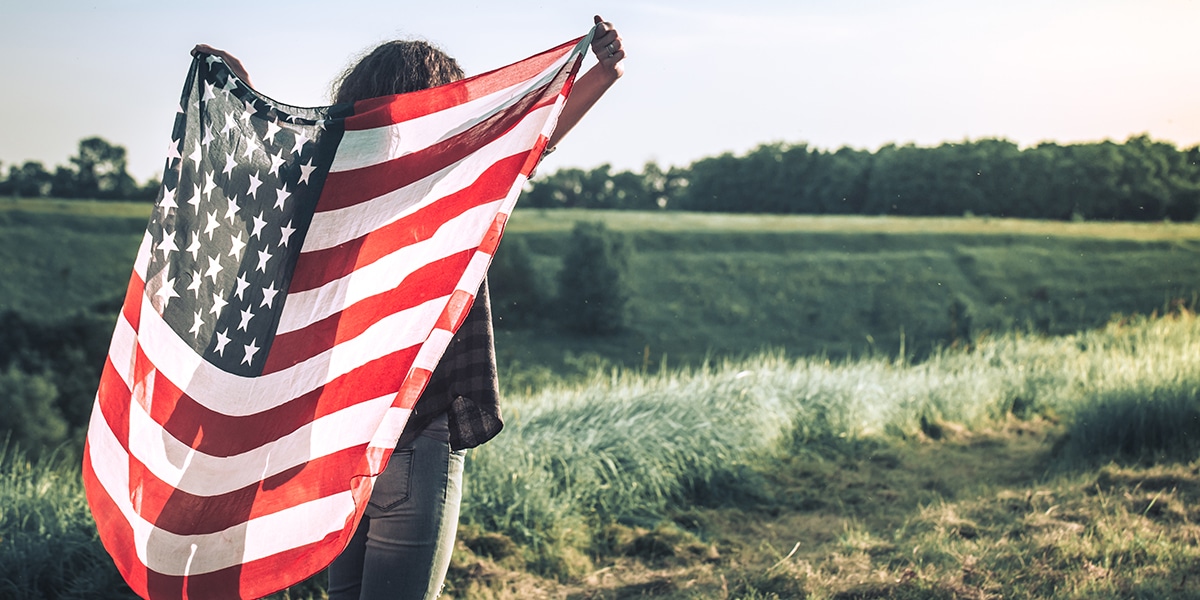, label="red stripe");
[144,530,355,600]
[97,357,132,447]
[100,345,416,458]
[264,251,471,373]
[435,289,476,333]
[86,445,373,600]
[83,448,150,599]
[318,89,559,212]
[289,153,526,293]
[395,367,431,411]
[344,36,581,130]
[479,212,508,257]
[122,269,144,331]
[126,443,375,536]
